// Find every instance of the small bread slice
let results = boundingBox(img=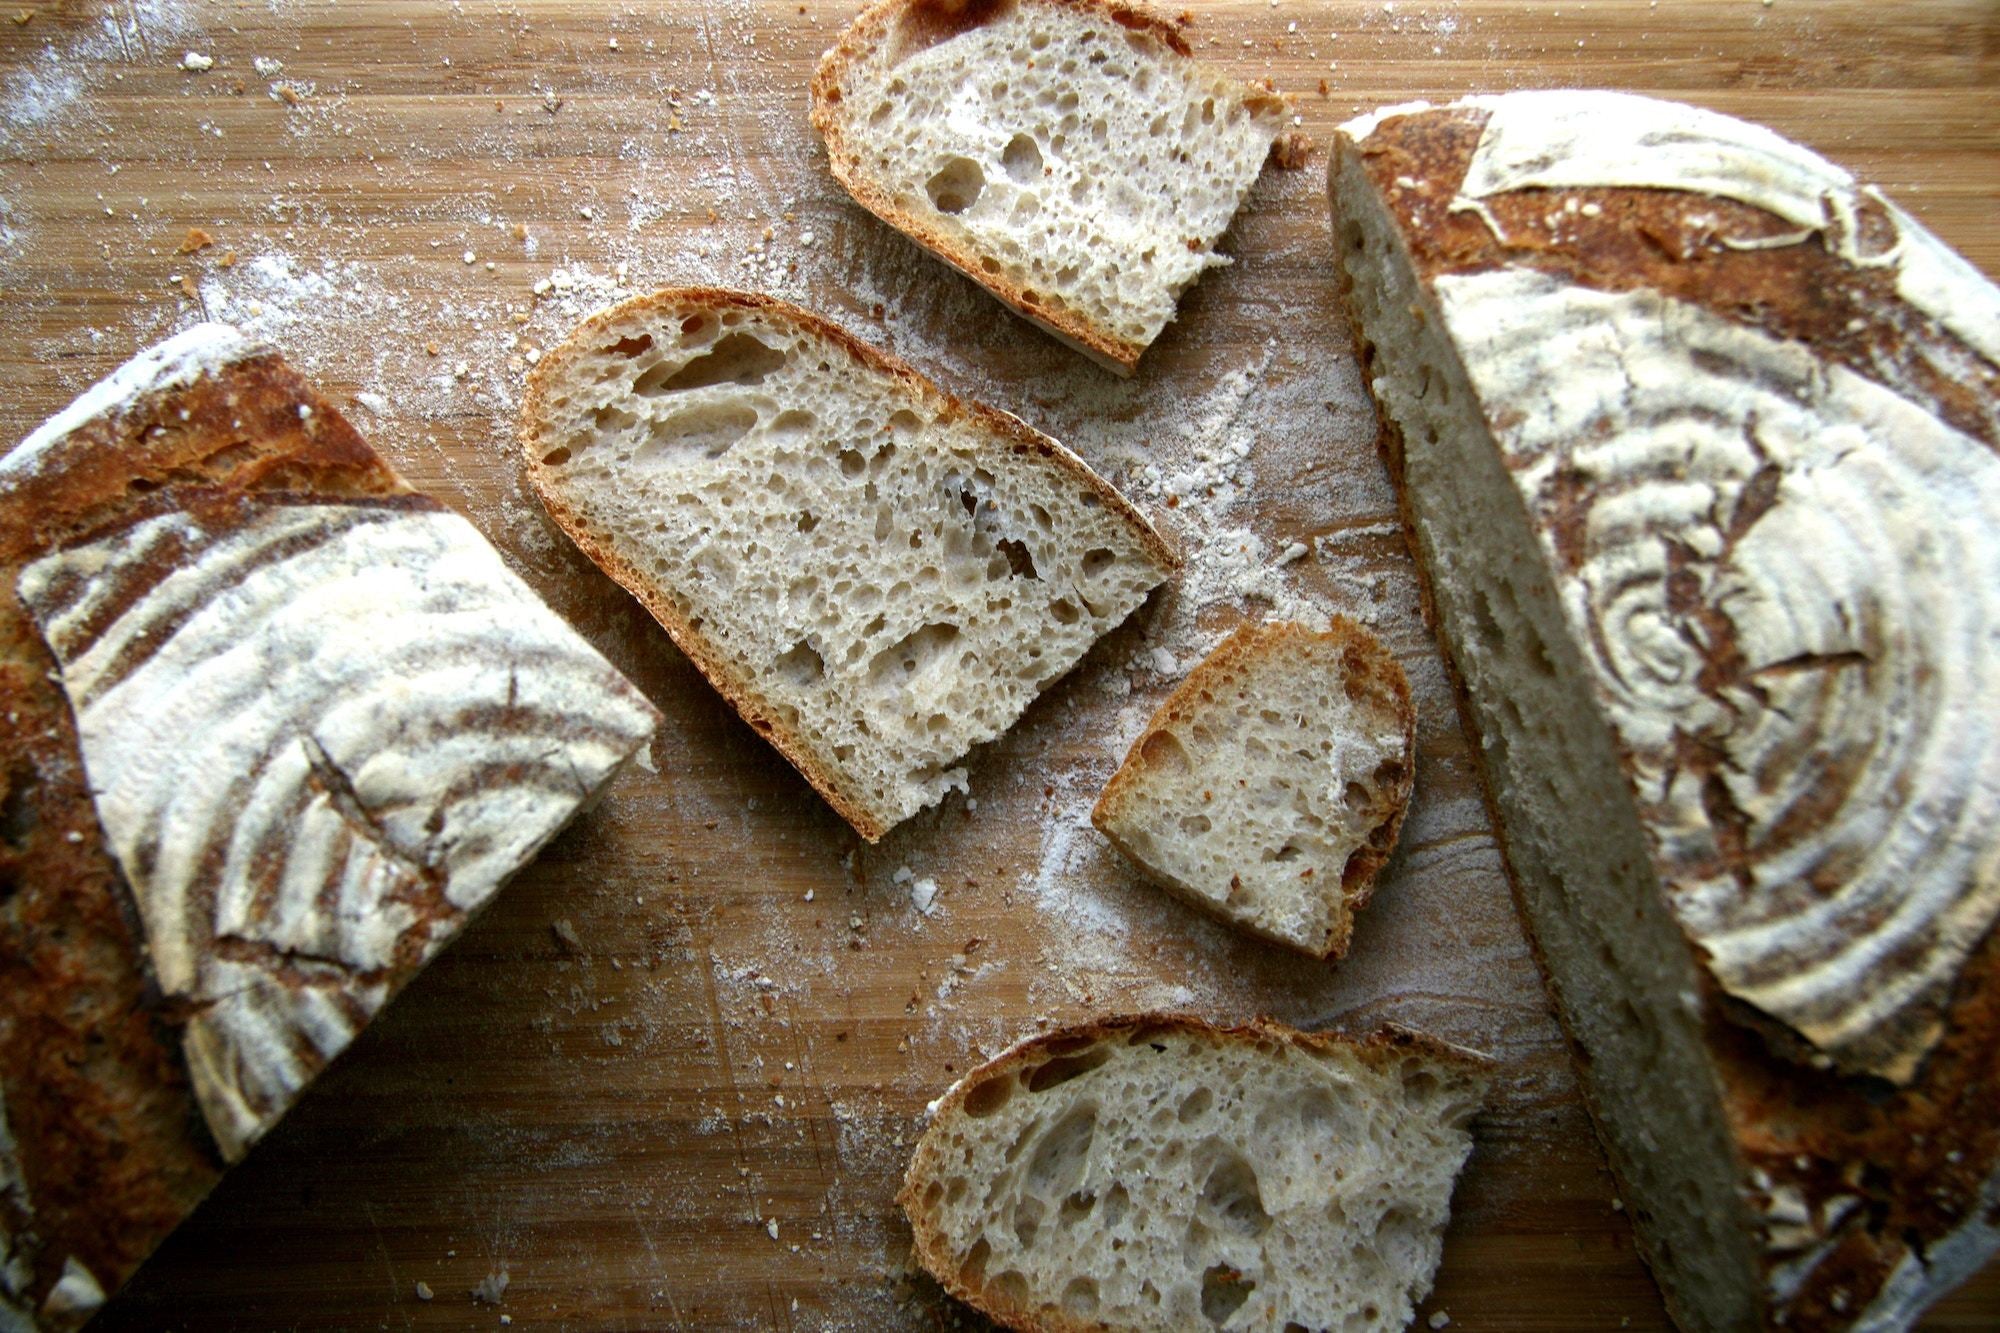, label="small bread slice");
[810,0,1288,374]
[521,288,1177,841]
[900,1014,1489,1332]
[1092,620,1416,957]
